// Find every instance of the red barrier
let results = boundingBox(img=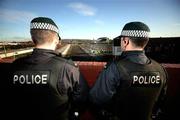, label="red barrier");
[162,64,180,97]
[76,61,106,87]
